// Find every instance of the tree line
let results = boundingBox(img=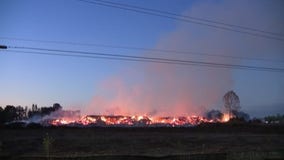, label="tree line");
[264,114,284,124]
[0,103,62,124]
